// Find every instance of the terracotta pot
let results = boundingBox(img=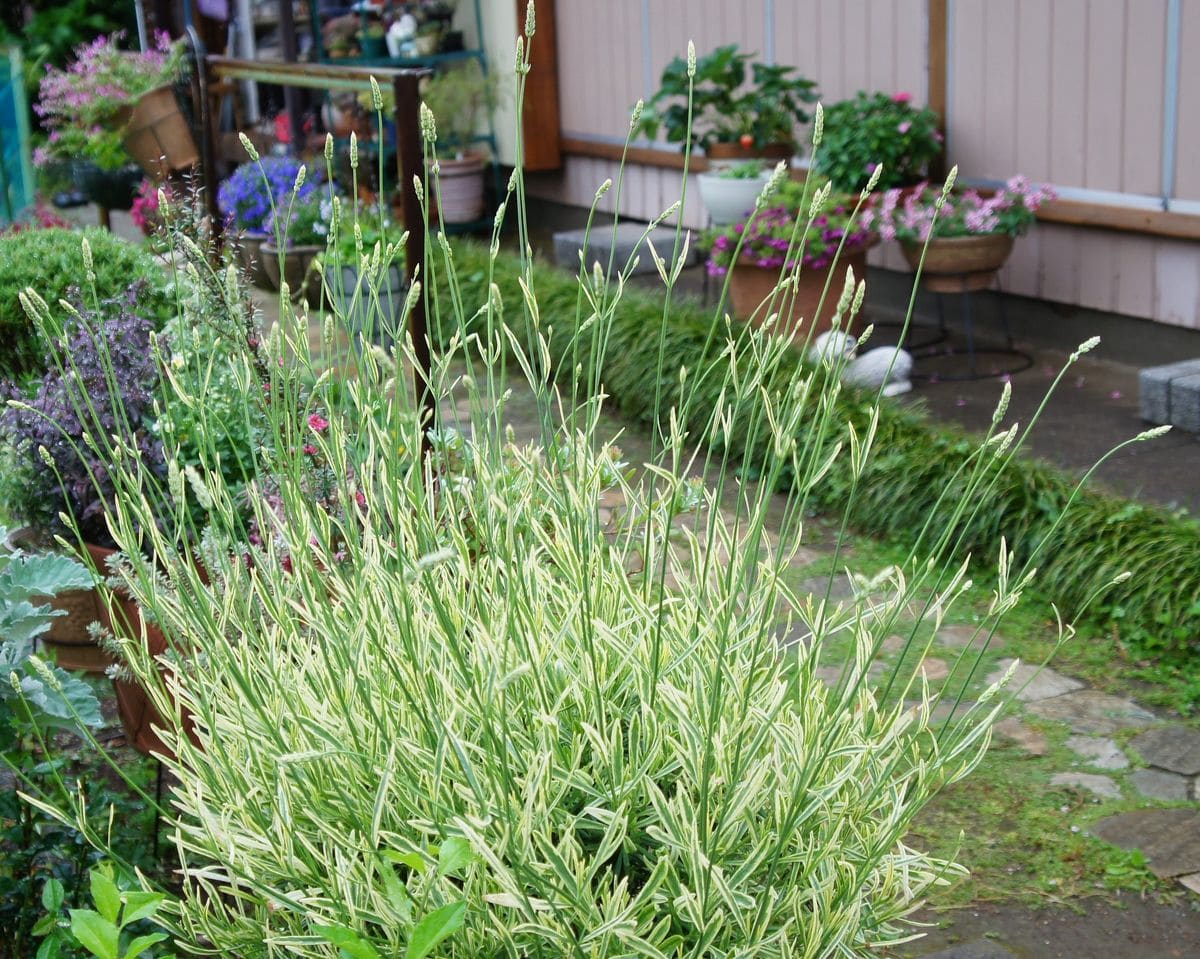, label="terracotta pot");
[10,528,112,674]
[706,140,794,171]
[118,85,199,178]
[85,542,199,760]
[433,154,486,224]
[728,249,869,344]
[899,234,1014,293]
[260,240,323,301]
